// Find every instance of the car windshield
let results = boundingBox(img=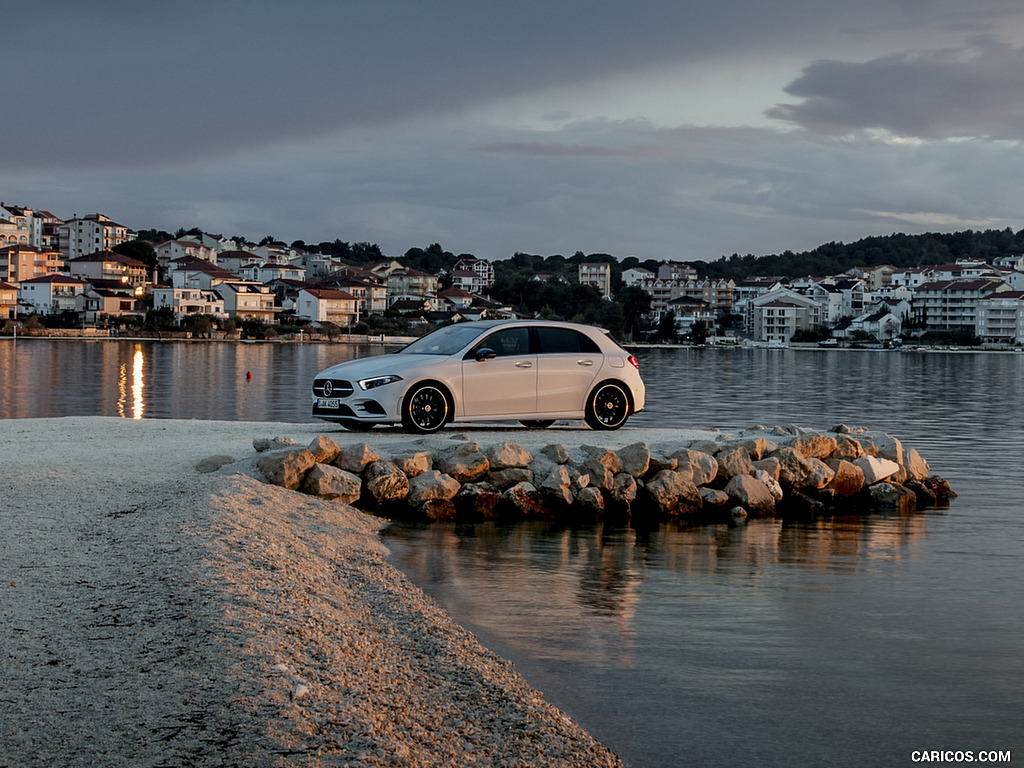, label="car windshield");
[398,323,488,355]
